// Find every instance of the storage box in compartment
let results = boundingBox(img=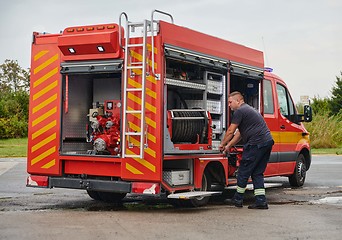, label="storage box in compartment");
[163,170,191,186]
[211,119,222,134]
[208,80,223,95]
[186,100,222,114]
[212,140,221,150]
[206,100,222,114]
